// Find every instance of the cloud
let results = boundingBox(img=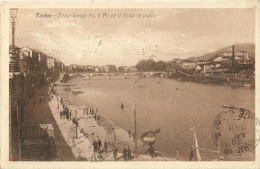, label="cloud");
[171,46,189,53]
[13,9,254,66]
